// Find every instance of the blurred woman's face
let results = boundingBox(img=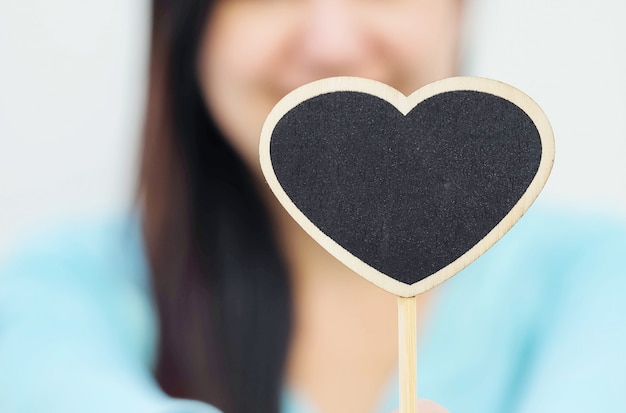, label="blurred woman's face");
[198,0,463,172]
